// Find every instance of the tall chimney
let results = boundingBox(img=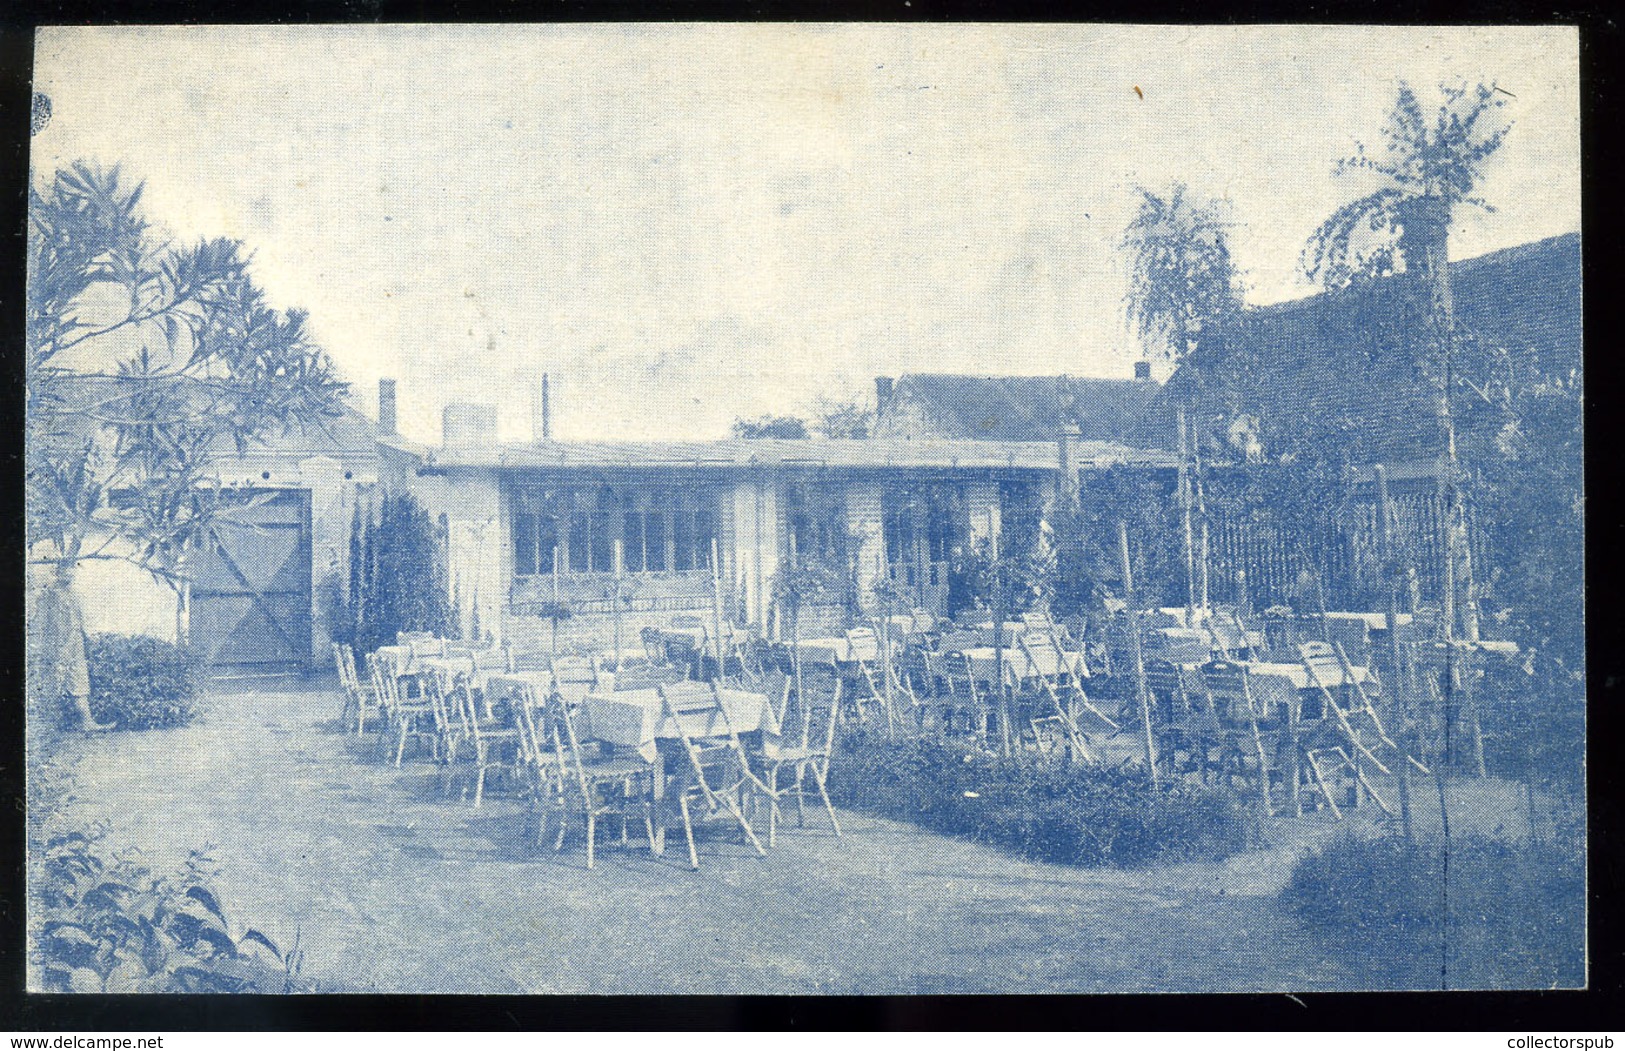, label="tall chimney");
[875,376,894,411]
[378,378,398,435]
[1134,360,1152,381]
[532,373,552,442]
